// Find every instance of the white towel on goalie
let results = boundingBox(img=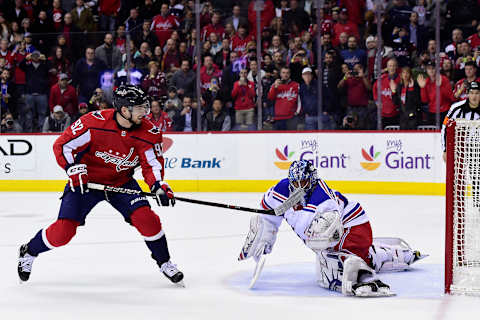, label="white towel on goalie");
[260,178,369,241]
